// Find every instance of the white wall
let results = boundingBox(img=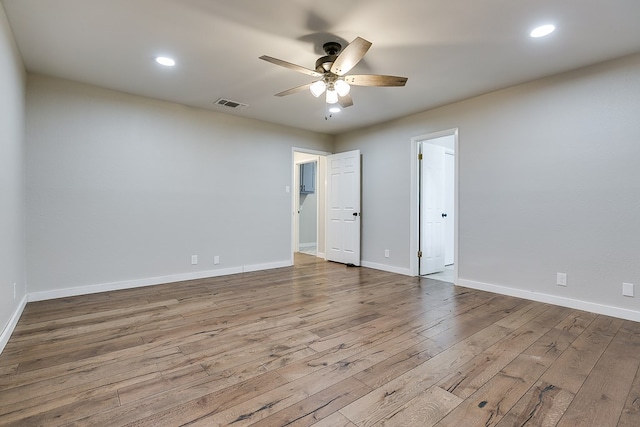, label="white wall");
[0,3,27,348]
[26,75,333,298]
[335,53,640,320]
